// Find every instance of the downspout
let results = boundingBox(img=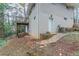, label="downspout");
[73,8,75,27]
[77,8,78,24]
[73,8,77,28]
[37,3,40,39]
[75,8,78,26]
